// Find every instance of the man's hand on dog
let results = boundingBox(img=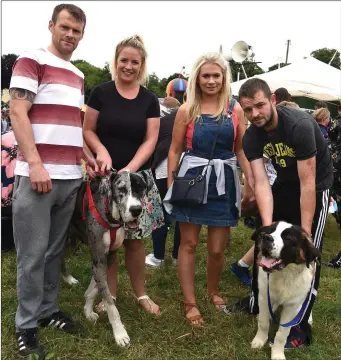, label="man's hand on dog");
[29,162,52,193]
